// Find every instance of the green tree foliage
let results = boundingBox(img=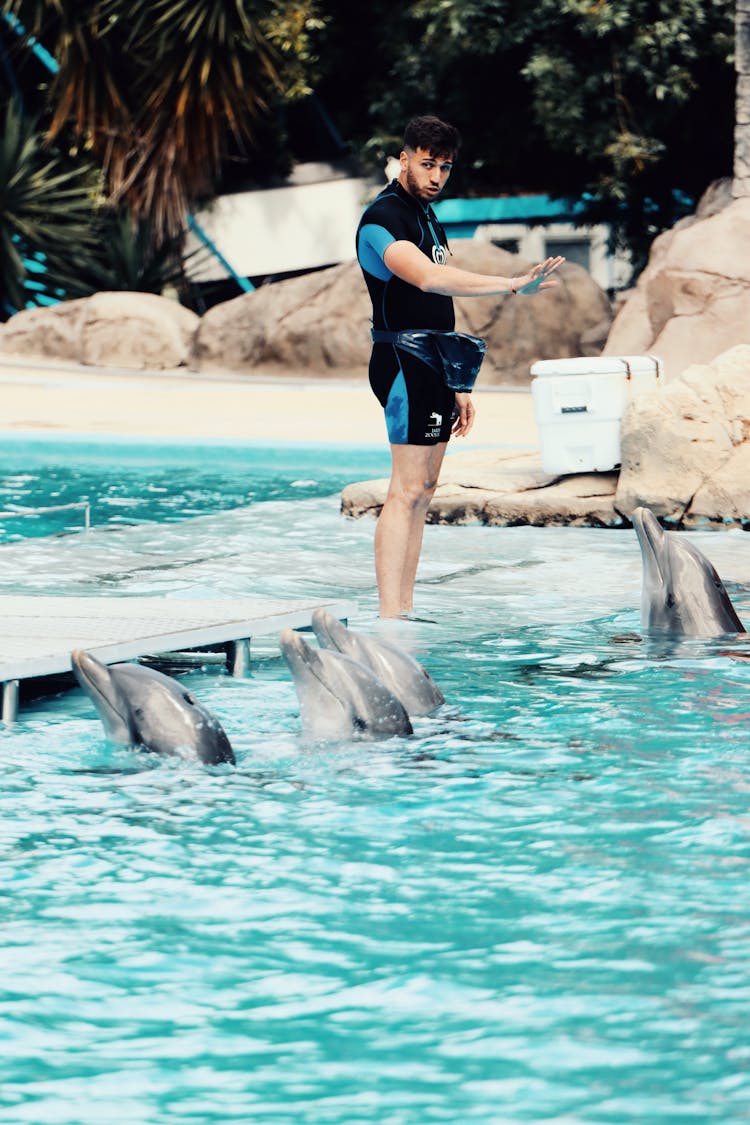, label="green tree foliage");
[0,0,737,304]
[522,0,735,269]
[3,0,323,238]
[315,0,735,274]
[0,0,321,313]
[0,101,101,313]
